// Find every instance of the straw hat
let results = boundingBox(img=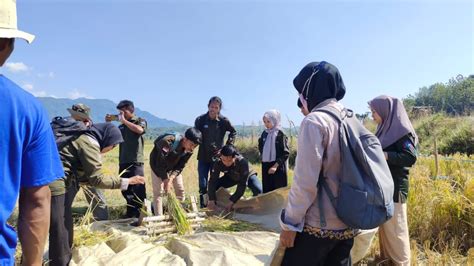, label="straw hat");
[0,0,34,43]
